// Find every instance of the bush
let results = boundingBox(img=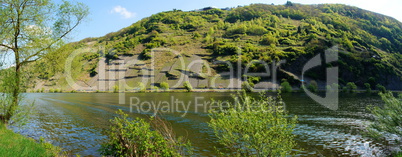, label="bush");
[364,83,371,93]
[241,81,254,92]
[140,49,152,60]
[160,82,170,91]
[137,82,146,92]
[100,110,193,156]
[346,82,357,93]
[113,85,119,93]
[208,92,297,156]
[151,86,159,92]
[326,85,332,92]
[183,81,192,92]
[367,92,402,139]
[342,86,348,93]
[280,80,292,93]
[376,84,386,93]
[307,80,318,93]
[331,83,340,92]
[260,34,278,46]
[247,25,268,35]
